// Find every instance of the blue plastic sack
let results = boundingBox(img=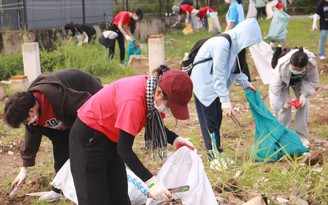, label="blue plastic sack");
[265,10,290,42]
[245,89,308,162]
[126,39,141,63]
